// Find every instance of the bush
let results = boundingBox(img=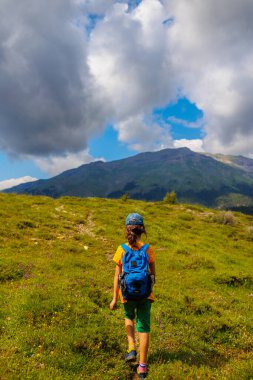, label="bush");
[163,191,177,204]
[246,226,253,241]
[120,193,129,202]
[213,211,236,226]
[215,274,253,288]
[17,220,36,229]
